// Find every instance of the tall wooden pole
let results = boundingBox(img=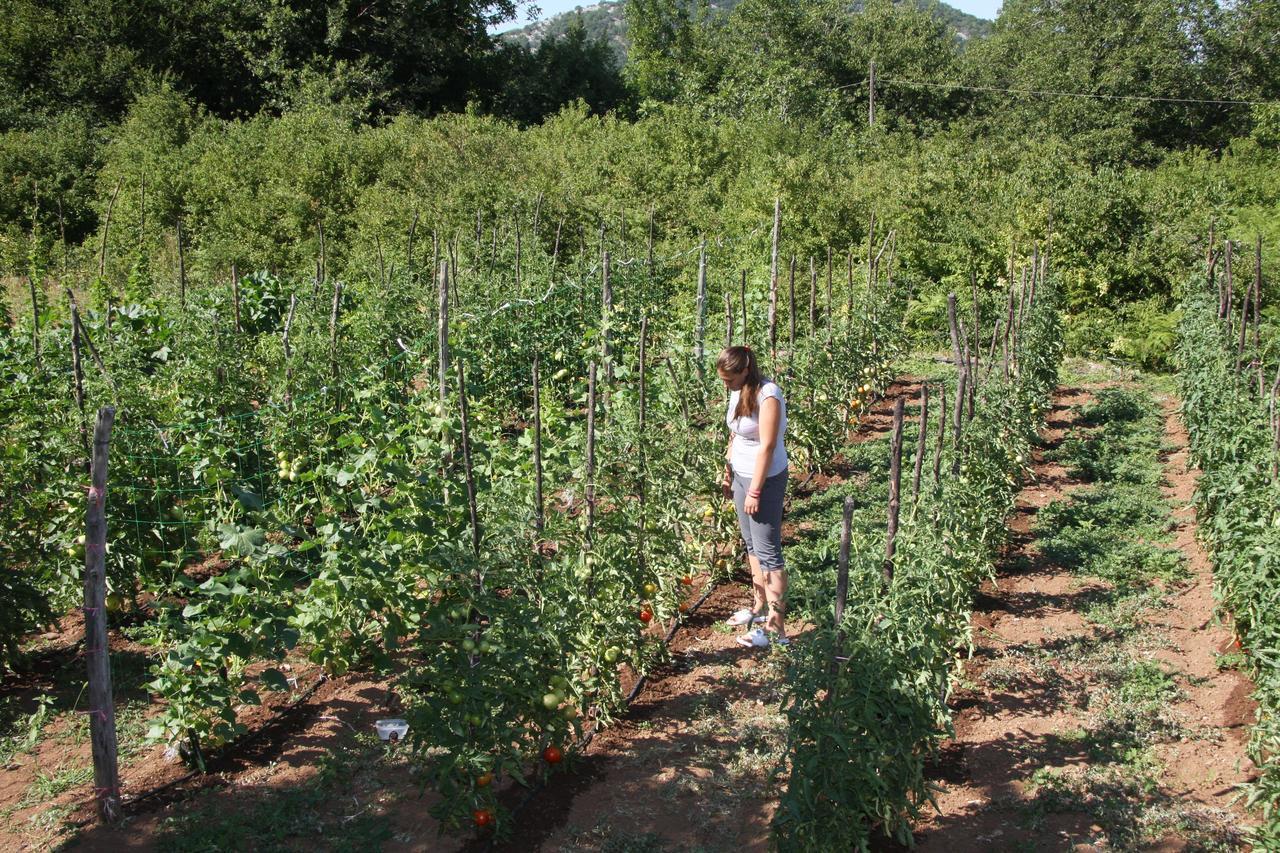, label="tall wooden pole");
[769,198,781,364]
[637,317,649,577]
[176,216,187,308]
[282,294,297,407]
[808,256,818,331]
[912,385,929,503]
[868,59,876,128]
[601,251,614,410]
[328,279,341,382]
[835,497,854,626]
[69,300,87,457]
[585,362,598,568]
[27,274,40,372]
[533,356,544,536]
[740,271,748,345]
[724,292,734,349]
[85,406,121,823]
[951,369,967,475]
[232,264,242,334]
[695,240,708,383]
[947,293,963,370]
[883,397,904,585]
[1224,240,1234,323]
[456,360,481,558]
[788,255,797,358]
[437,260,450,403]
[934,383,947,486]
